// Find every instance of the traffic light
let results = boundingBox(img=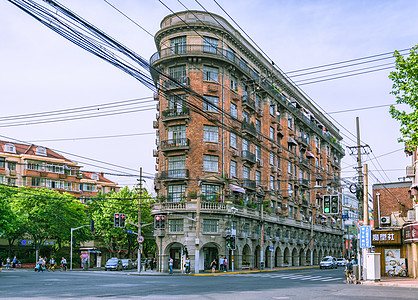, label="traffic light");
[331,195,339,214]
[226,235,232,248]
[154,215,166,229]
[323,195,331,214]
[114,213,120,227]
[230,236,236,250]
[72,236,77,248]
[120,213,126,228]
[90,219,95,232]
